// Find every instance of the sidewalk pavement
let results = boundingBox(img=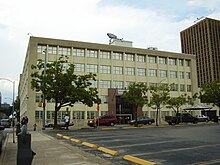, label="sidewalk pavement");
[0,130,115,165]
